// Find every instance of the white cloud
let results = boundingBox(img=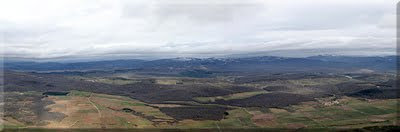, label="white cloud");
[0,0,397,60]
